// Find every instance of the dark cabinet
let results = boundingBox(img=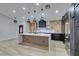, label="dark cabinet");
[51,33,65,42]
